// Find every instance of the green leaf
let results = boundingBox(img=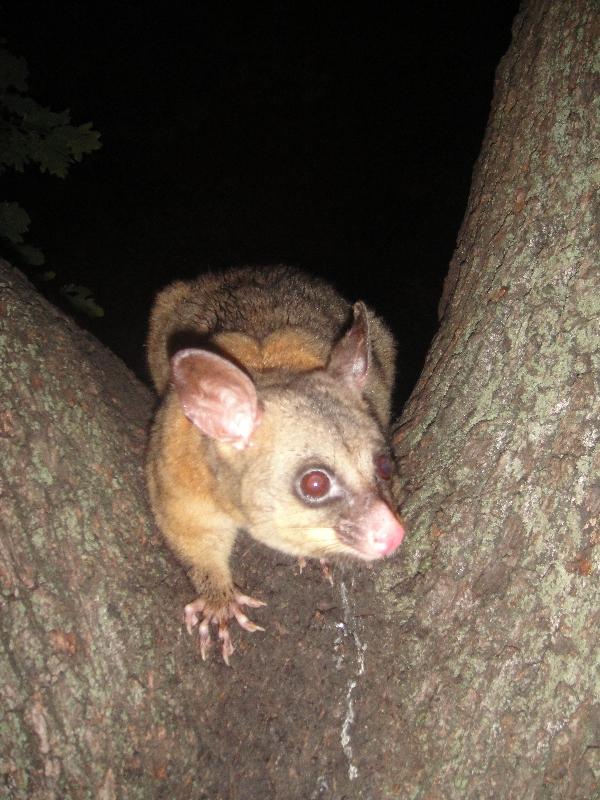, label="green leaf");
[38,270,56,282]
[70,122,102,161]
[16,243,45,266]
[60,284,105,318]
[0,201,30,243]
[2,92,71,127]
[0,47,28,92]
